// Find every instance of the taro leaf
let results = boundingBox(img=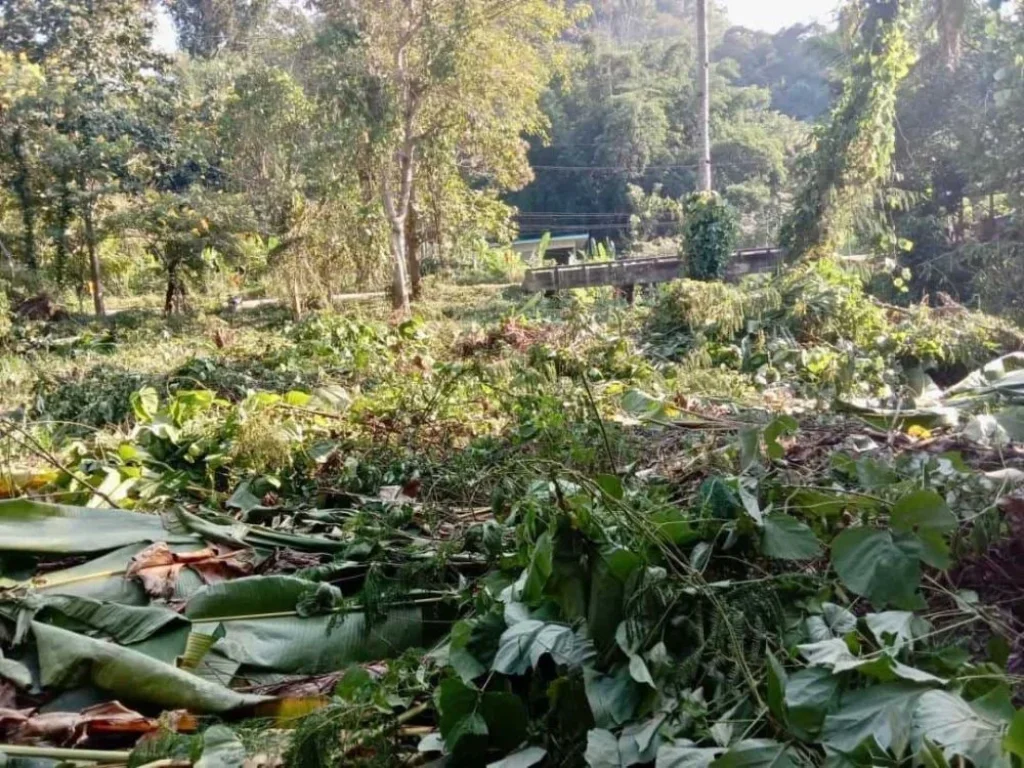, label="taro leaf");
[521,532,553,605]
[628,653,656,688]
[585,728,625,768]
[436,678,528,759]
[488,746,547,768]
[195,725,246,768]
[830,528,922,608]
[492,620,576,675]
[784,667,840,737]
[821,683,924,756]
[891,490,956,569]
[806,603,857,642]
[185,576,424,674]
[913,690,1011,767]
[864,611,929,650]
[655,740,722,768]
[479,690,529,753]
[0,500,194,554]
[1004,710,1024,761]
[761,514,822,561]
[710,739,800,767]
[798,639,944,684]
[32,621,264,713]
[438,678,488,755]
[584,665,642,729]
[620,716,666,765]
